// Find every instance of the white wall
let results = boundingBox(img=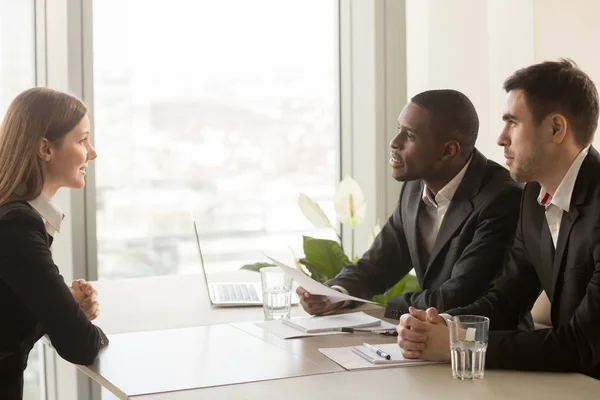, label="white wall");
[533,0,600,154]
[533,0,600,87]
[406,0,600,164]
